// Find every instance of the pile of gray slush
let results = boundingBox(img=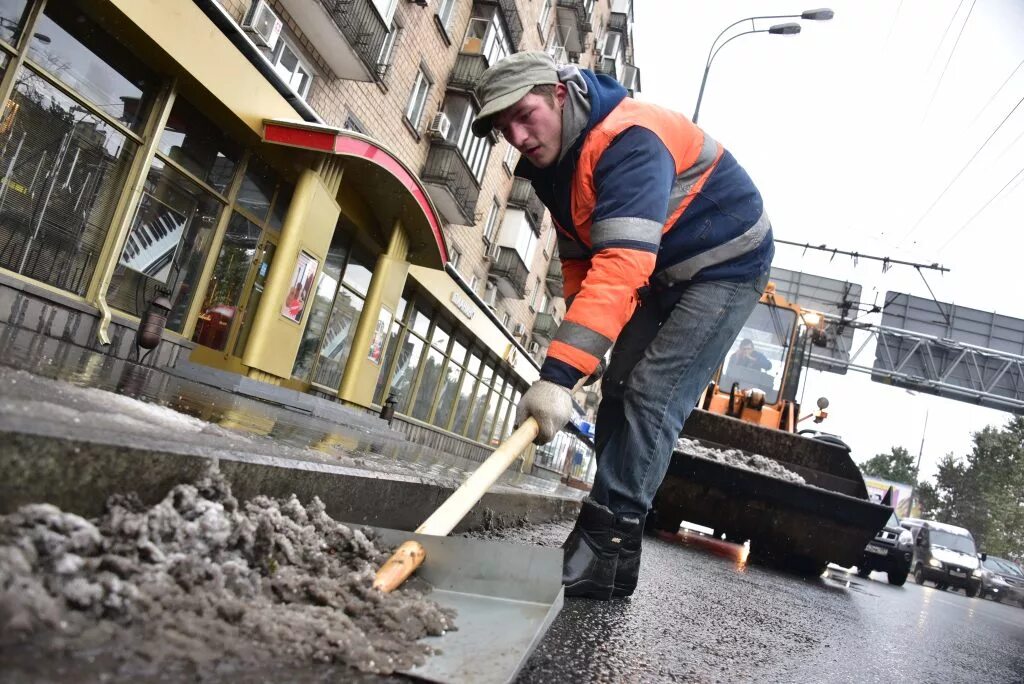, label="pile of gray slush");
[0,464,454,677]
[675,437,807,485]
